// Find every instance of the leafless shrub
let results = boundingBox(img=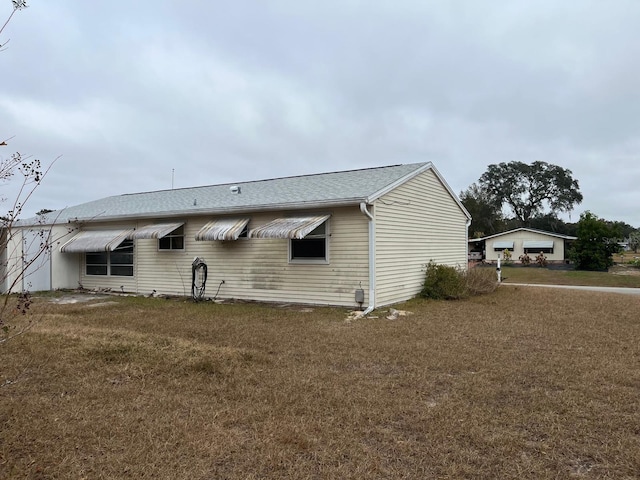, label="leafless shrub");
[464,266,498,295]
